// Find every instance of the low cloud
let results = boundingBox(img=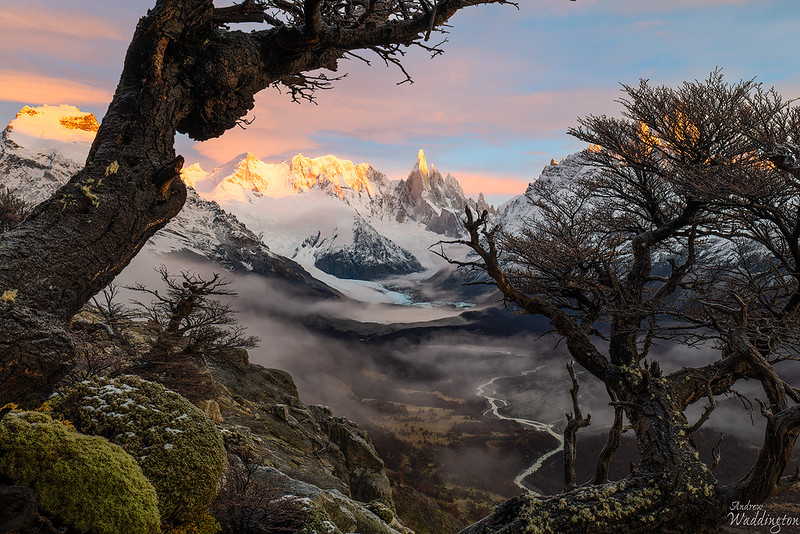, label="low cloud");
[0,71,111,106]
